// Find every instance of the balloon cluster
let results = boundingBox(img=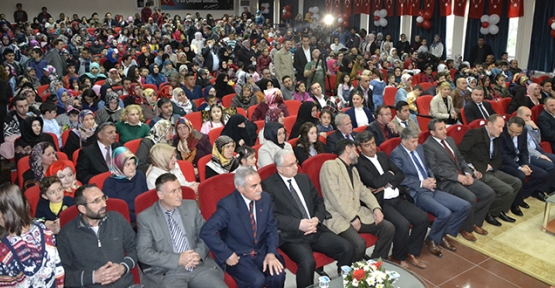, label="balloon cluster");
[373,9,388,27]
[282,4,292,19]
[336,13,350,28]
[549,16,555,38]
[260,3,270,14]
[415,10,432,29]
[480,14,500,35]
[307,6,320,22]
